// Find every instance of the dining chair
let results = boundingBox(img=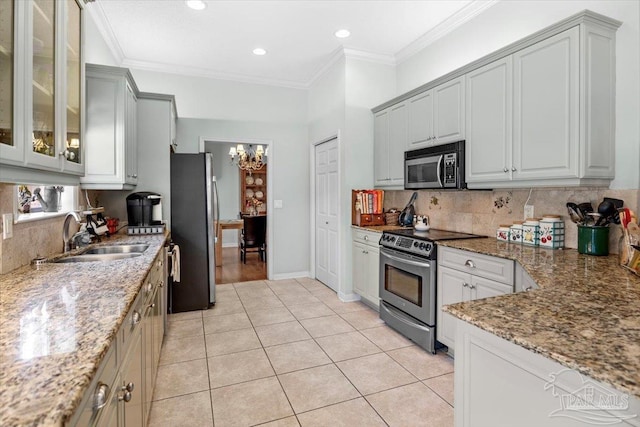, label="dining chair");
[240,215,266,263]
